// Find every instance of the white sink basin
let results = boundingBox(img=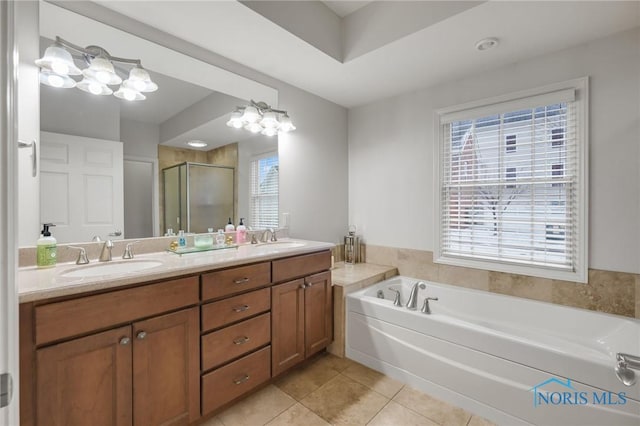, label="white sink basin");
[249,241,306,250]
[60,260,164,279]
